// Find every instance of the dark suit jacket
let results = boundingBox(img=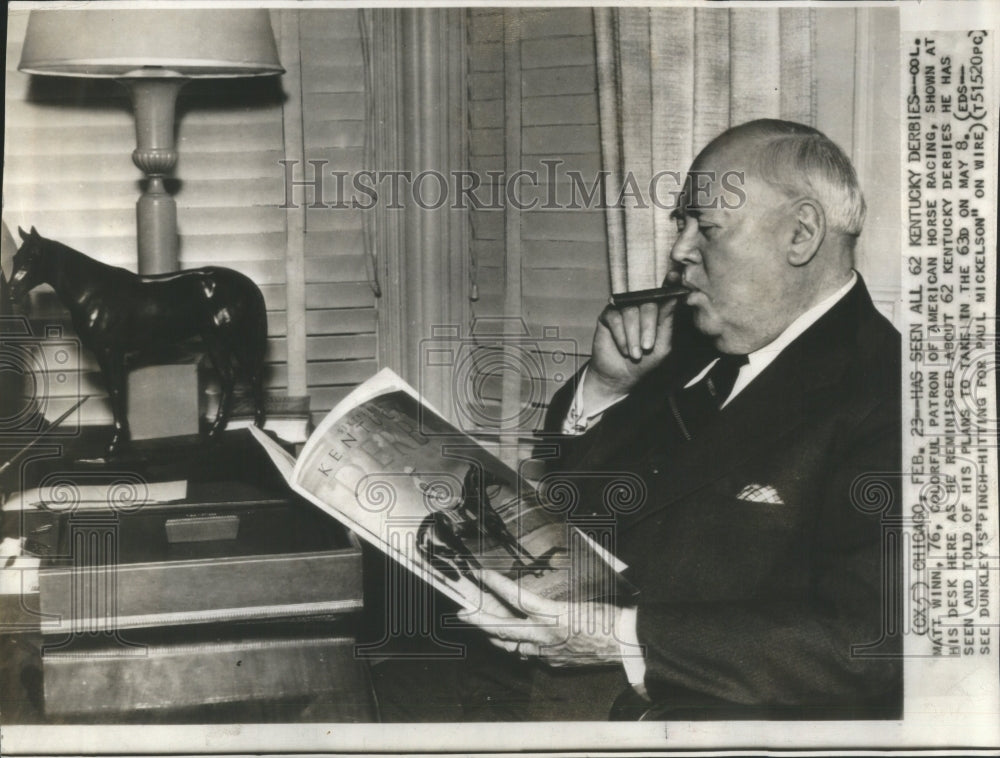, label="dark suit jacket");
[543,277,902,719]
